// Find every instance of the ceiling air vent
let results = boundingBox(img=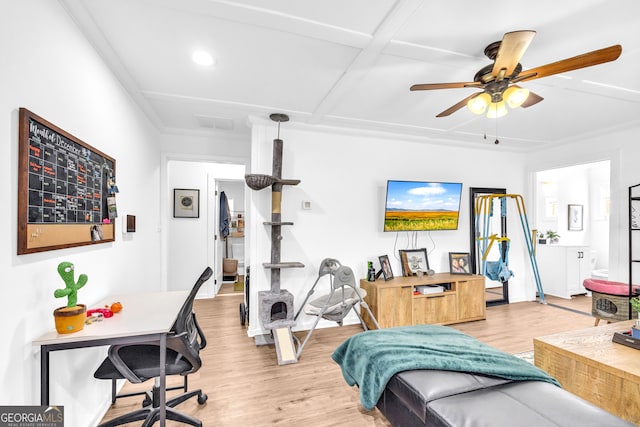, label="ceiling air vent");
[194,115,234,131]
